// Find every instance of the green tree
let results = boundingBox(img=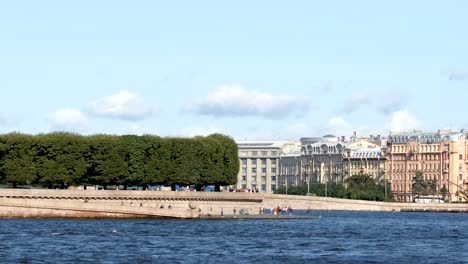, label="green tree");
[412,170,429,197]
[35,133,89,188]
[347,174,386,201]
[0,133,37,187]
[87,135,127,188]
[143,135,170,187]
[429,178,439,195]
[441,184,448,201]
[121,135,146,189]
[206,134,239,190]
